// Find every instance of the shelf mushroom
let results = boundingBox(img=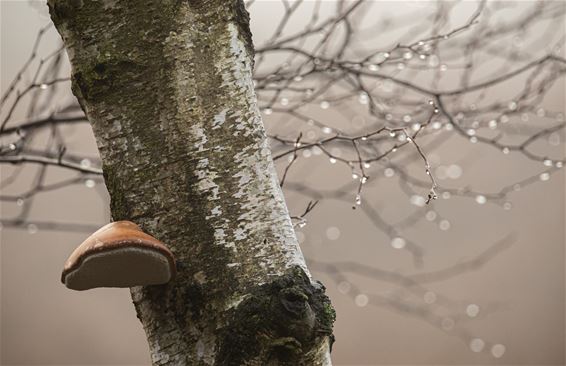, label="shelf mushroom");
[61,221,176,290]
